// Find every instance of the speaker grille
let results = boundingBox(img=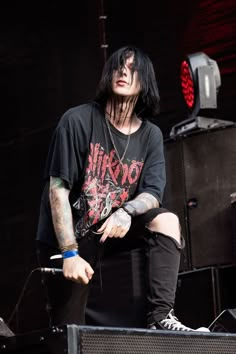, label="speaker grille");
[79,326,236,354]
[2,325,236,354]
